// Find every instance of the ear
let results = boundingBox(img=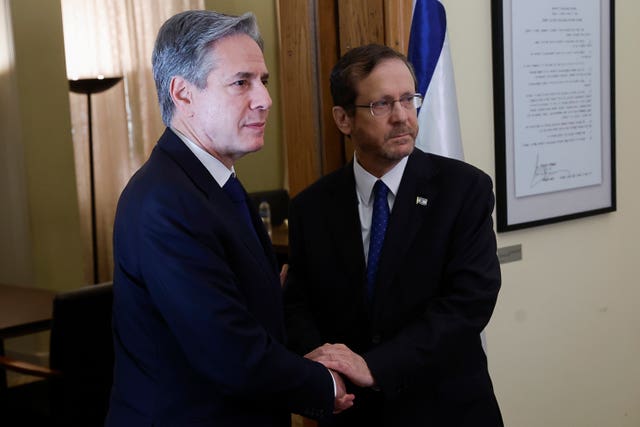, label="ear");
[332,106,352,136]
[169,76,193,116]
